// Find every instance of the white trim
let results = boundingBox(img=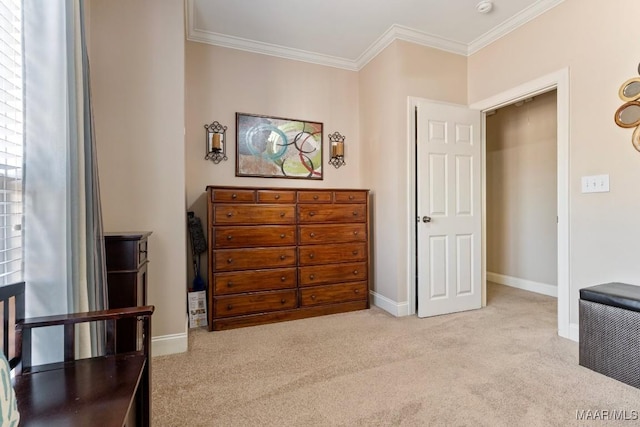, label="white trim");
[406,98,418,316]
[470,67,571,341]
[151,316,189,357]
[468,0,566,54]
[187,27,358,71]
[356,25,467,70]
[186,0,565,71]
[481,112,487,307]
[370,291,410,317]
[487,272,558,297]
[569,322,579,342]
